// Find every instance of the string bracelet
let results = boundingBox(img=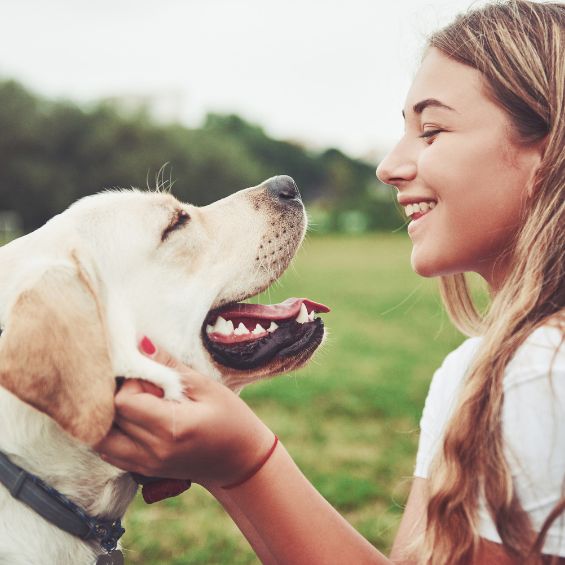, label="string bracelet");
[222,436,279,490]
